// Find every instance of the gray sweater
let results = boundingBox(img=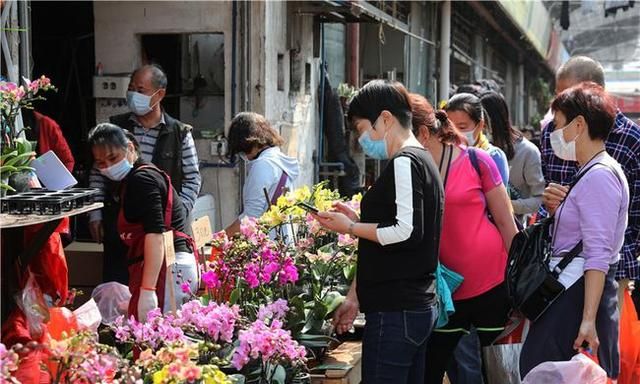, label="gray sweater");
[509,137,545,215]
